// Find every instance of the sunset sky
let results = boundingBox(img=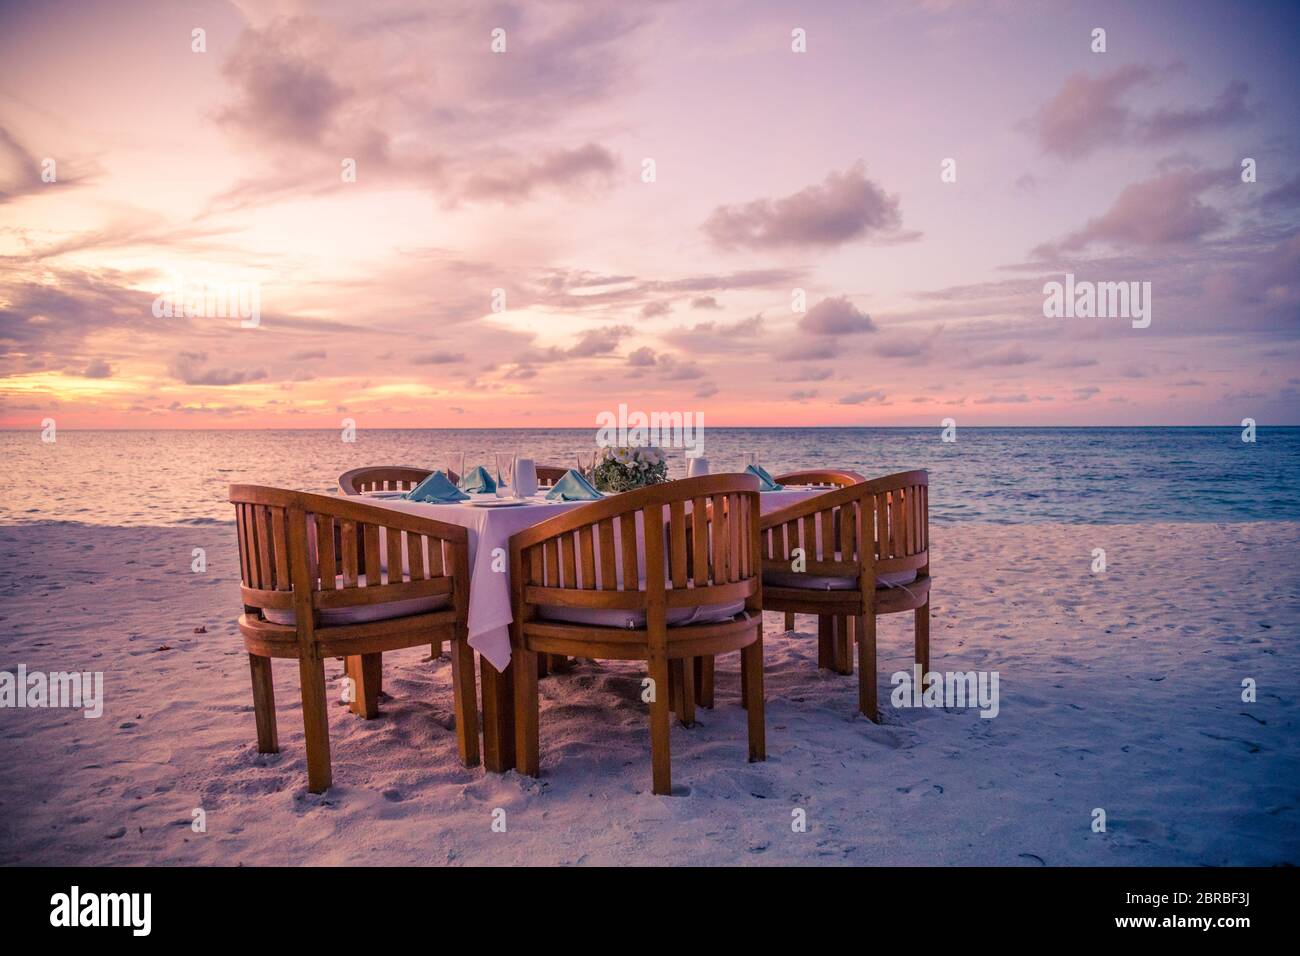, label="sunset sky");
[1,0,1298,428]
